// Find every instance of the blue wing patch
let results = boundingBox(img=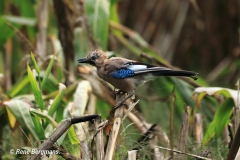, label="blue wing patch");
[110,69,135,79]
